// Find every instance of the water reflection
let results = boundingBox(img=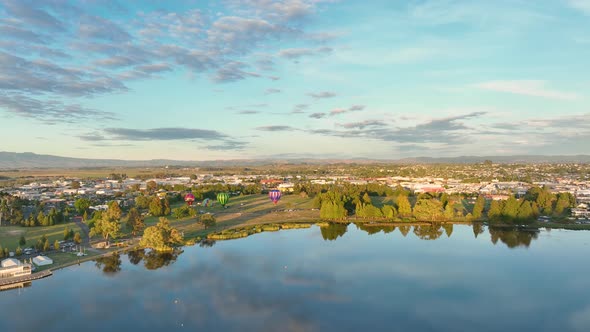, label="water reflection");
[323,222,541,249]
[489,227,539,248]
[320,223,348,241]
[94,253,122,275]
[123,249,182,271]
